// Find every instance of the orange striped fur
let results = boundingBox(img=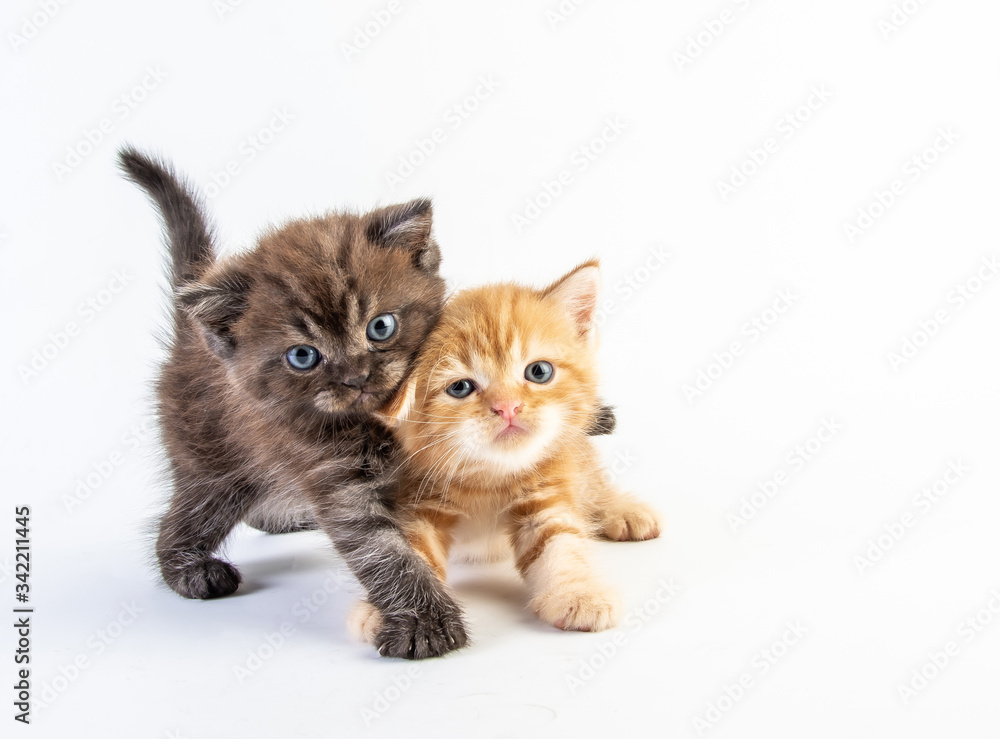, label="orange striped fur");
[350,261,661,638]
